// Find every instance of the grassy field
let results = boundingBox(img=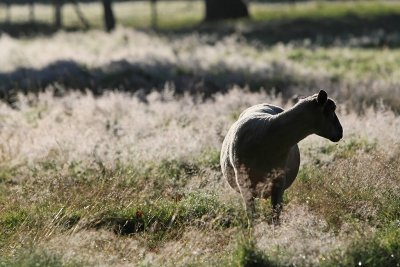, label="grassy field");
[1,1,400,266]
[1,89,399,266]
